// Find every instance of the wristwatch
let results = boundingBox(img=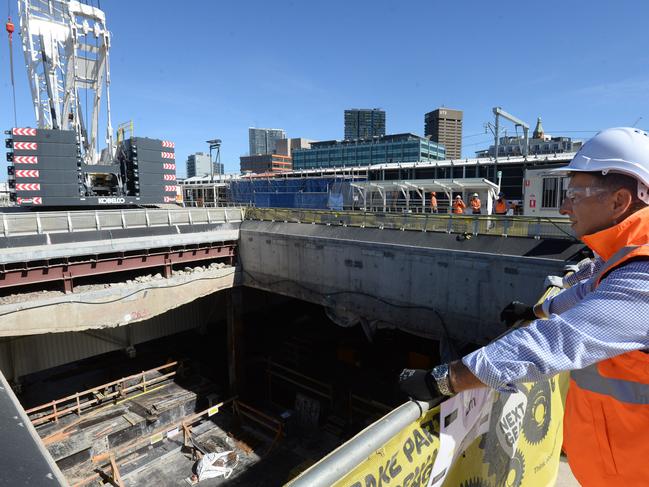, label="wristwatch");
[431,364,455,396]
